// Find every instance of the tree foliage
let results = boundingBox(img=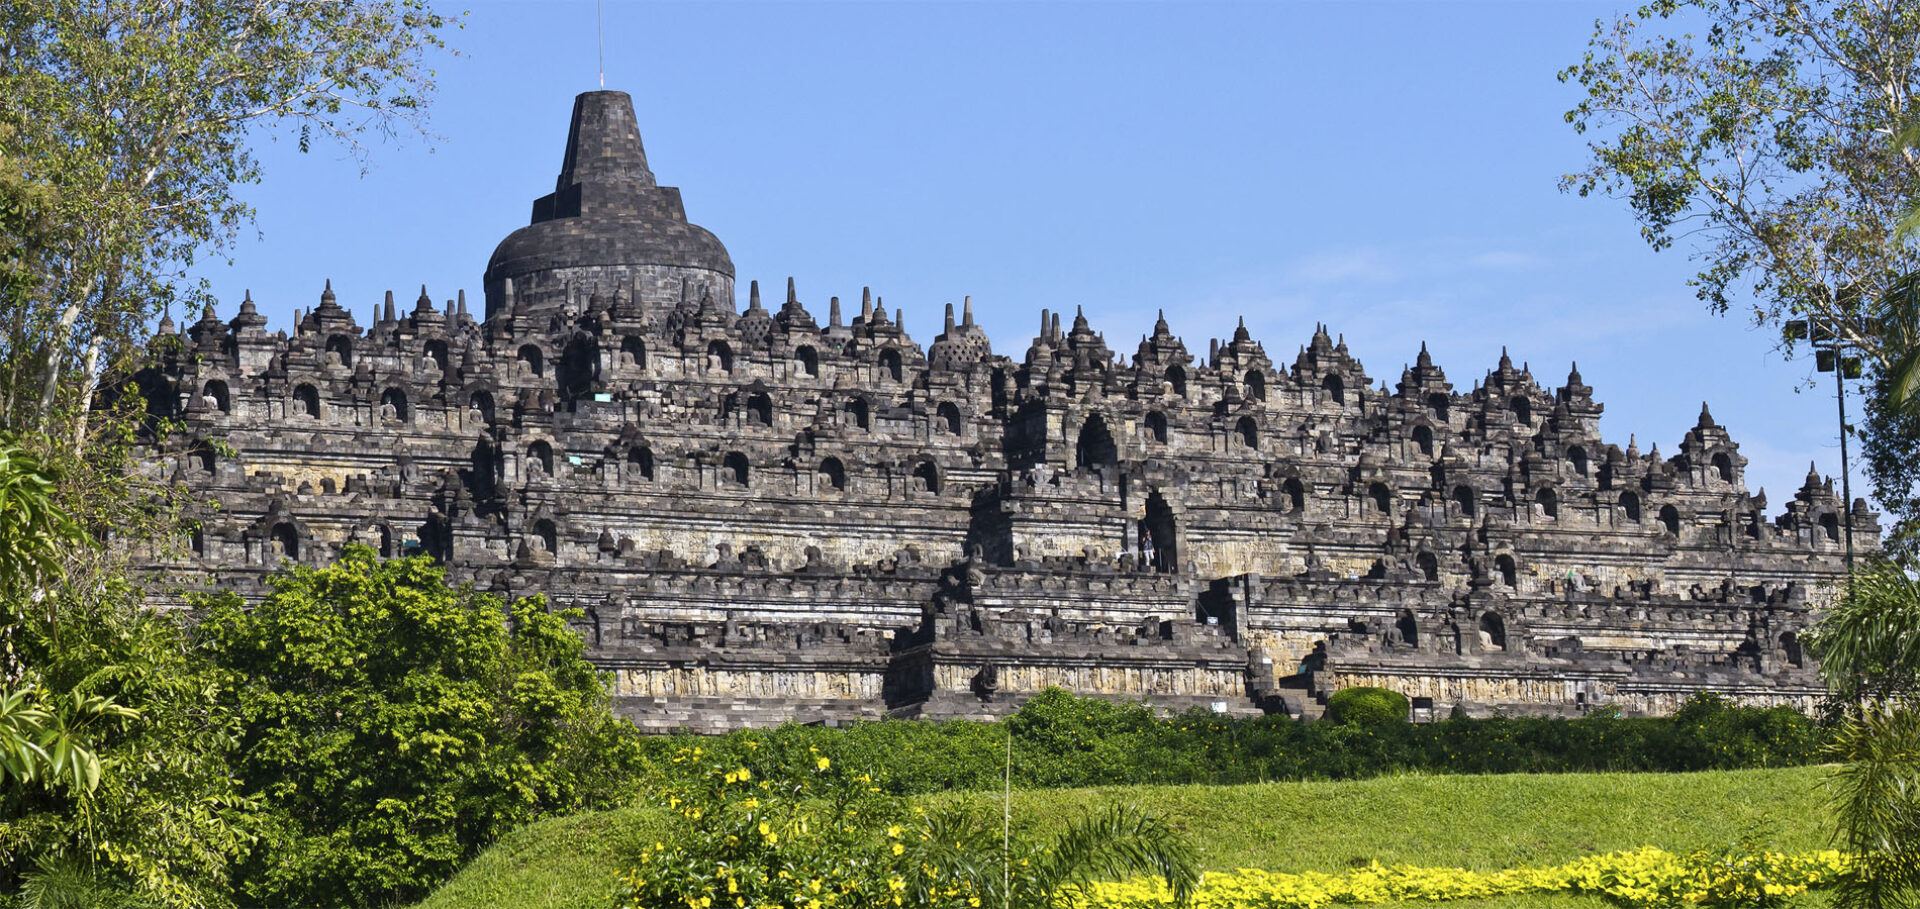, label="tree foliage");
[1807,560,1920,701]
[1860,376,1920,556]
[194,547,639,908]
[1563,0,1920,544]
[0,431,246,908]
[0,5,469,893]
[0,440,82,616]
[1563,0,1920,357]
[2,587,255,909]
[0,0,457,450]
[2,542,640,908]
[1807,560,1920,908]
[1825,702,1920,909]
[1888,270,1920,411]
